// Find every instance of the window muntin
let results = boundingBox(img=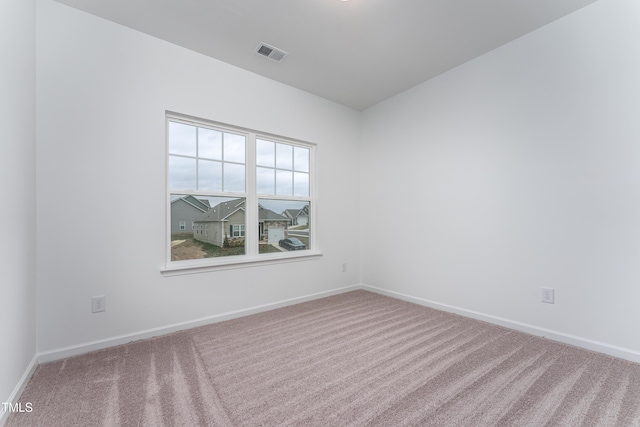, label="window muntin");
[168,121,246,193]
[166,114,315,270]
[256,138,310,198]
